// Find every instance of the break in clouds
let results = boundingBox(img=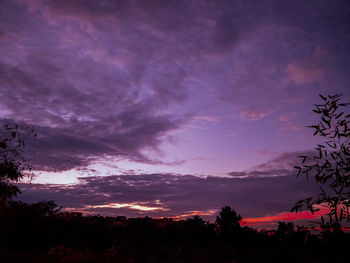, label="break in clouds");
[18,172,319,221]
[17,151,320,221]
